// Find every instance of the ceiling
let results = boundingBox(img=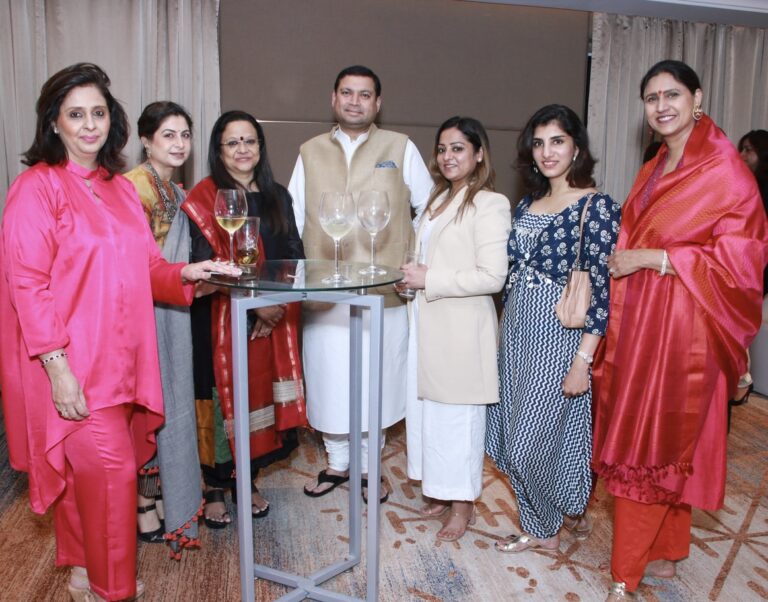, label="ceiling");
[466,0,768,28]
